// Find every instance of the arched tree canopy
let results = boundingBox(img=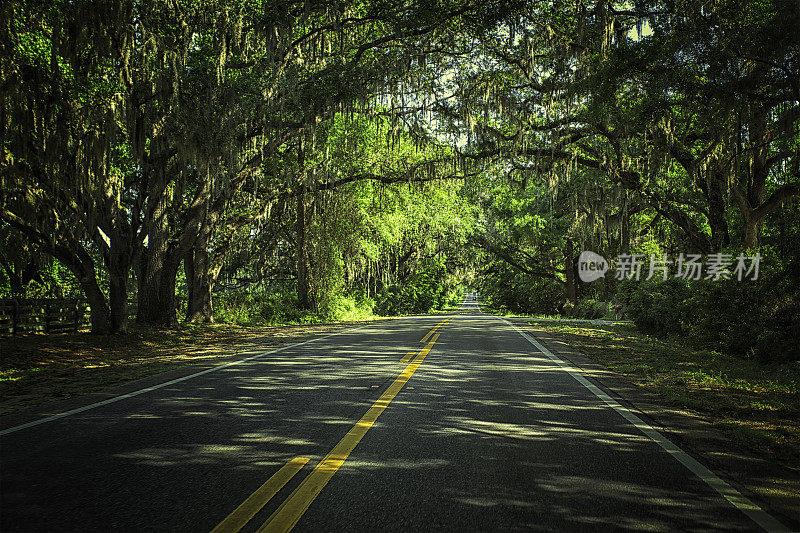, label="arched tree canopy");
[1,0,797,363]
